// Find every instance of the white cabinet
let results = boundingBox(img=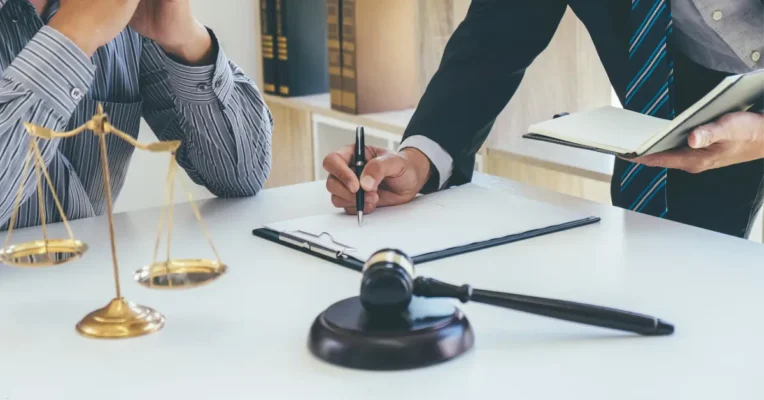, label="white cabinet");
[311,113,483,181]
